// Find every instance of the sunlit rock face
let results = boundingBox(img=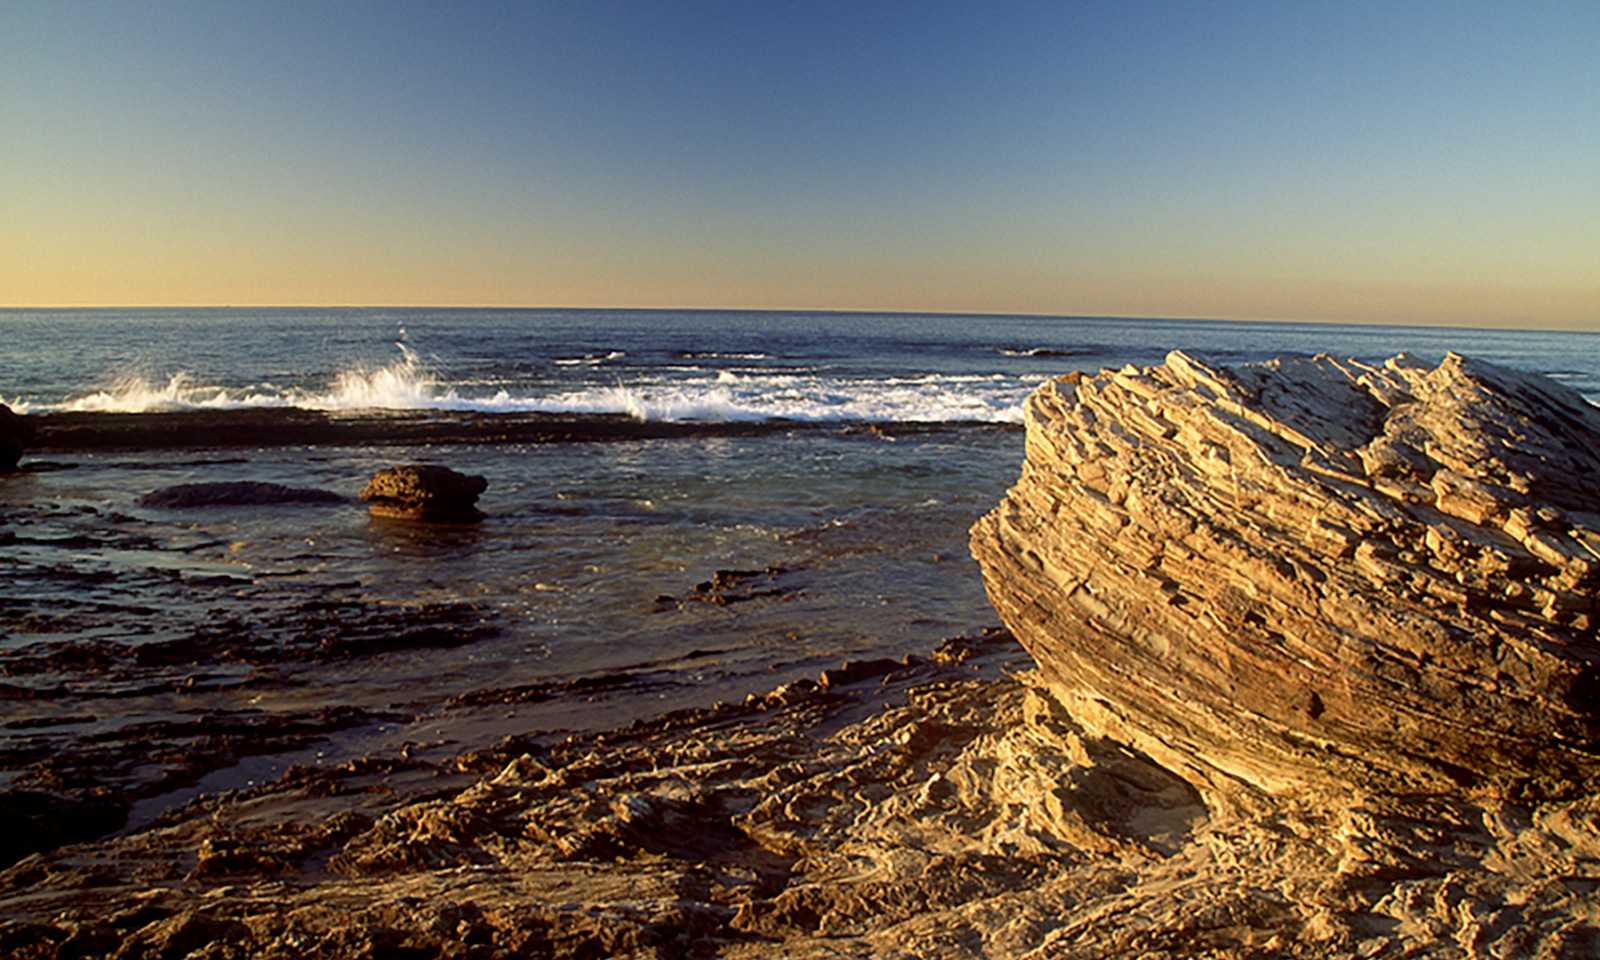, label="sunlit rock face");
[972,351,1600,803]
